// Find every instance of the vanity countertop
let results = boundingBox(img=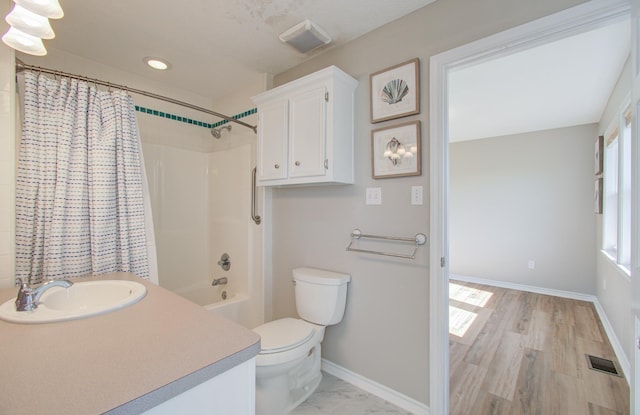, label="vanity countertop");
[0,272,261,414]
